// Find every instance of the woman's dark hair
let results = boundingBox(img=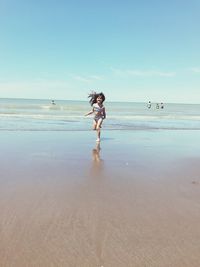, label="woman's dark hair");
[88,91,105,106]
